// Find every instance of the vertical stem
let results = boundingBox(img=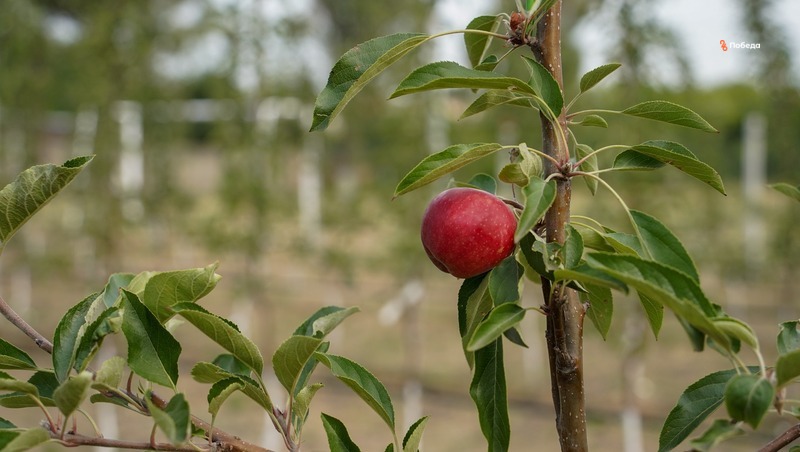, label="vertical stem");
[534,3,589,451]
